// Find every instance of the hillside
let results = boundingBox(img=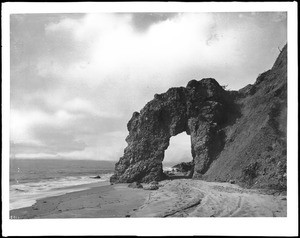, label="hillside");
[203,44,287,190]
[111,44,287,191]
